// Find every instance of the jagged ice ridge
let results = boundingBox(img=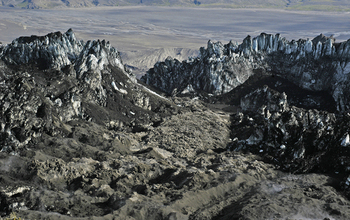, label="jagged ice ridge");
[142,33,350,111]
[0,28,134,82]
